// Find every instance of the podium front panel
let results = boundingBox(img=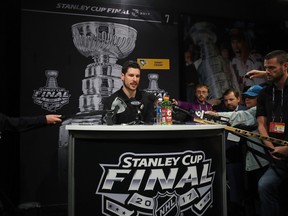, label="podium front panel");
[67,125,226,216]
